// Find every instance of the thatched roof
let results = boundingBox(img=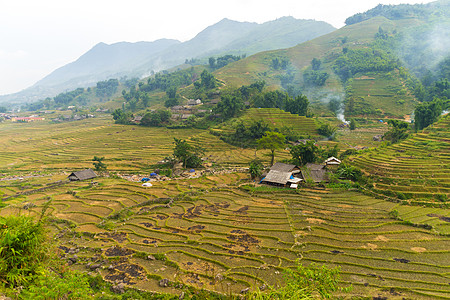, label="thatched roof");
[262,170,292,185]
[270,162,299,173]
[301,165,327,183]
[68,169,97,181]
[305,163,325,170]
